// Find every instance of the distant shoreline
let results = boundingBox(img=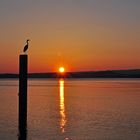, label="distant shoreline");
[0,69,140,78]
